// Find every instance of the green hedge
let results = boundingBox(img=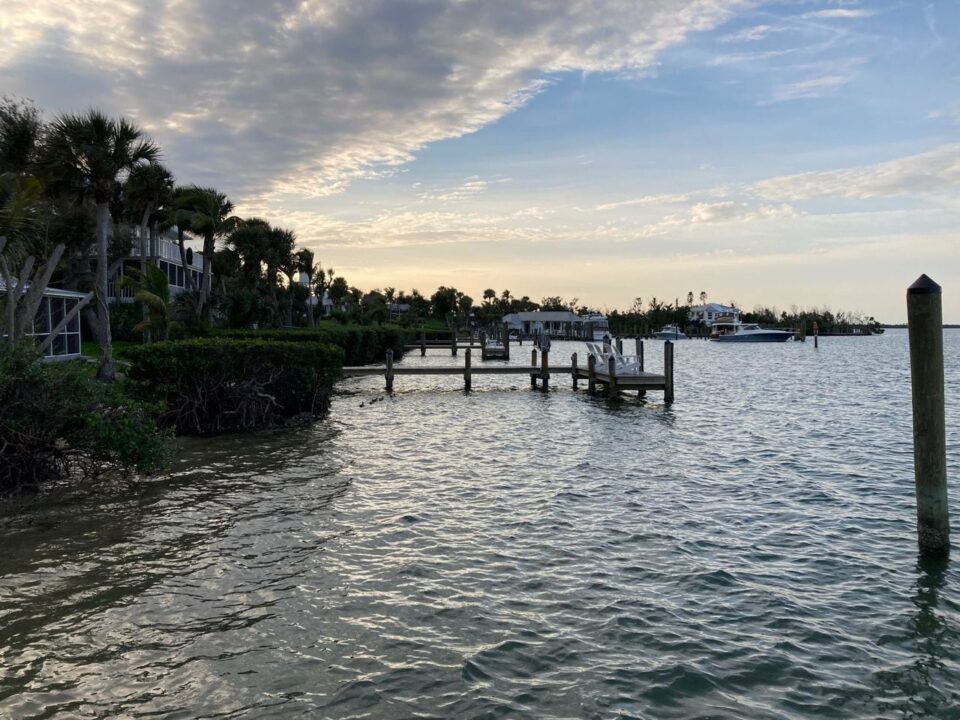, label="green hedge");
[127,338,343,434]
[213,323,410,366]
